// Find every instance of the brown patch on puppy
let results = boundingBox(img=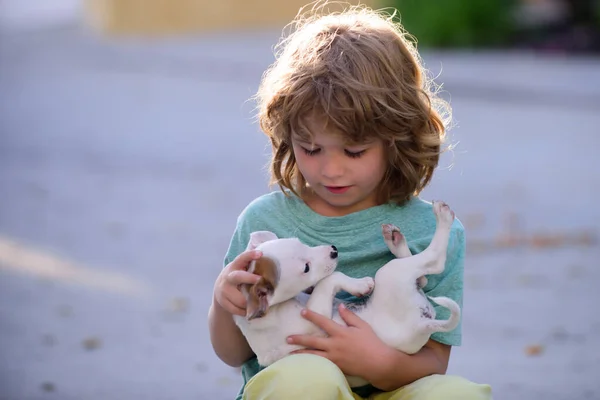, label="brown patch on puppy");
[245,256,280,320]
